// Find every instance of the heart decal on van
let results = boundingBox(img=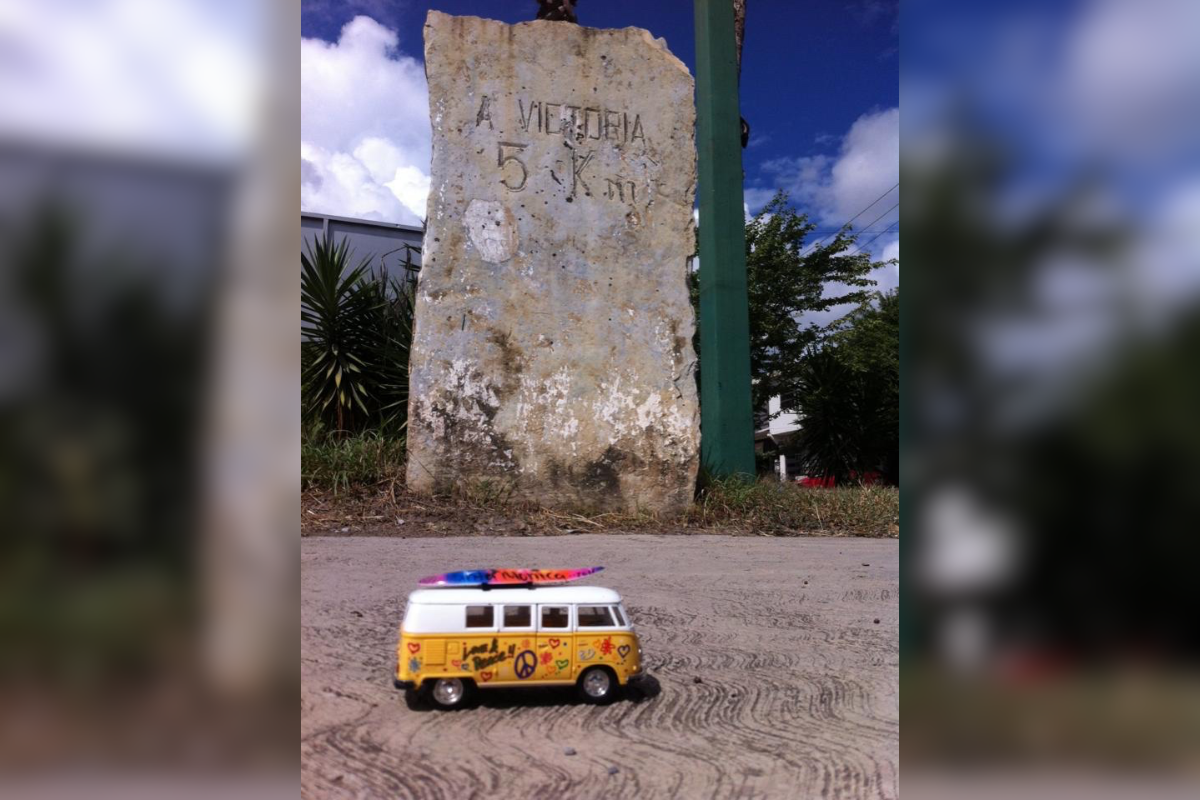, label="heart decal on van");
[548,638,561,648]
[480,671,493,682]
[617,645,631,658]
[406,642,421,653]
[555,659,569,671]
